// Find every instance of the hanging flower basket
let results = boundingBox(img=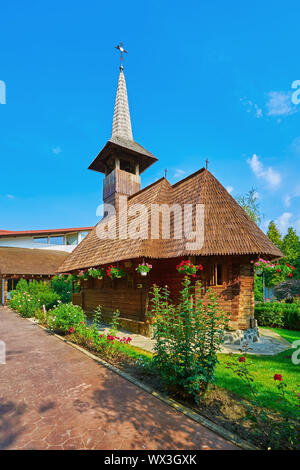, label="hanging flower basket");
[106,265,126,280]
[88,267,104,279]
[176,260,203,278]
[78,270,89,281]
[136,263,152,276]
[56,273,70,281]
[253,259,295,278]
